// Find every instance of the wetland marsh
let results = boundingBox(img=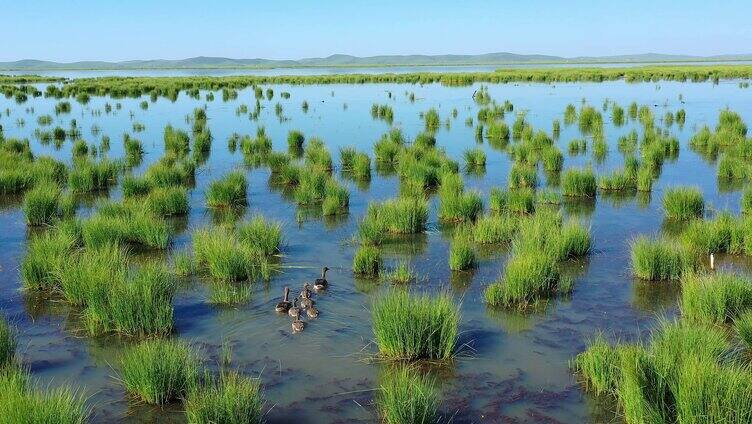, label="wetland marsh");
[1,66,752,423]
